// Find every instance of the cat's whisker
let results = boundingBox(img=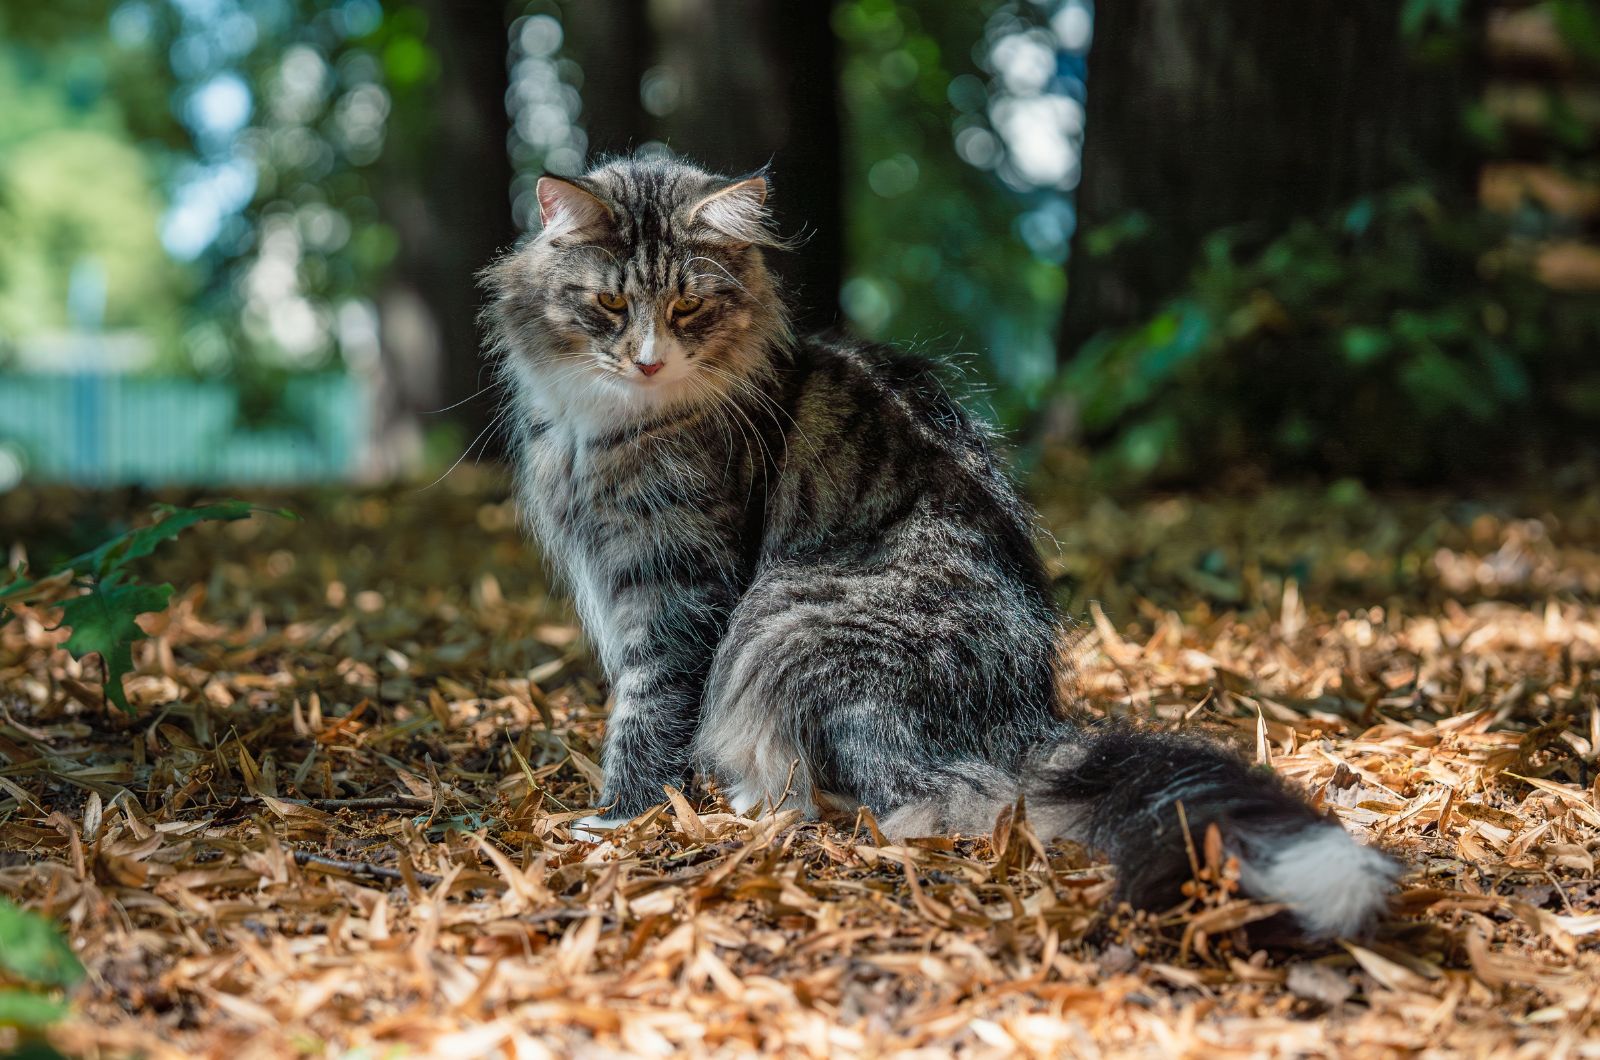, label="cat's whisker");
[684,374,758,505]
[695,366,787,476]
[416,403,513,492]
[421,381,498,415]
